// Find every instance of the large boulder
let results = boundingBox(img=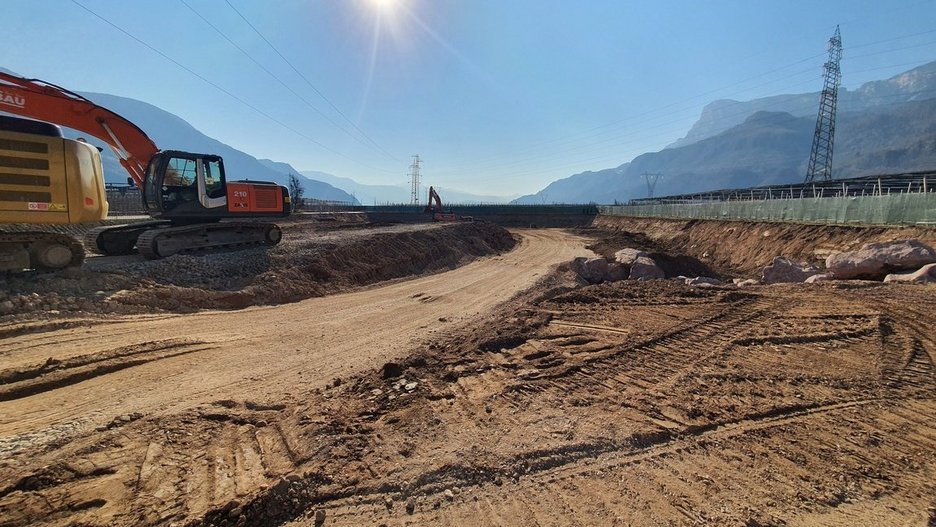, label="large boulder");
[573,257,609,284]
[629,256,665,280]
[883,263,936,284]
[606,262,629,282]
[614,248,647,266]
[826,239,936,280]
[761,256,819,284]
